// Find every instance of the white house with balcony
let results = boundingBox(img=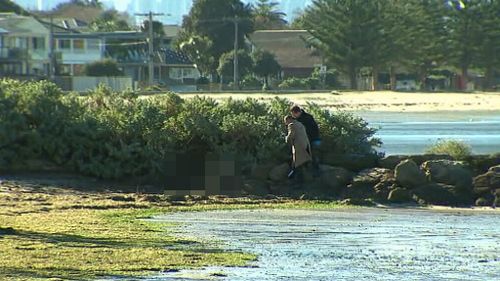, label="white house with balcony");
[0,13,50,76]
[53,32,105,76]
[0,13,105,78]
